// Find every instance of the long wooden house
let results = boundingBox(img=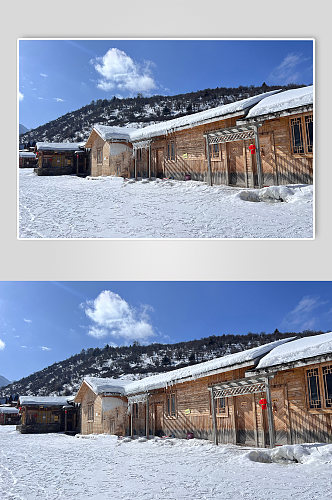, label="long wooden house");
[84,125,135,178]
[85,86,313,188]
[75,332,331,448]
[17,396,79,434]
[34,142,90,177]
[19,151,37,168]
